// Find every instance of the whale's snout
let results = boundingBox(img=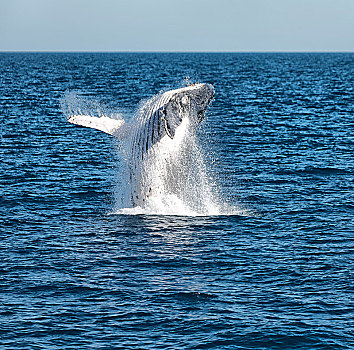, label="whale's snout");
[205,83,215,105]
[163,82,215,125]
[206,83,215,96]
[189,83,215,121]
